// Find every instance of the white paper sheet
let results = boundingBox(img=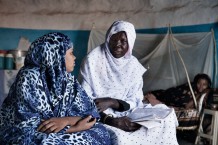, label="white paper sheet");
[128,107,172,122]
